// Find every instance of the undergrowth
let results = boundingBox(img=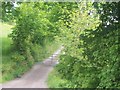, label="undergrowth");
[1,22,60,83]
